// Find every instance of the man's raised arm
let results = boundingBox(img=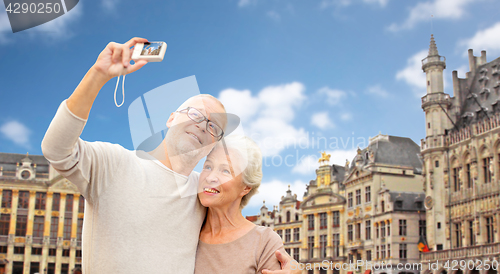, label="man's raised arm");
[41,38,149,198]
[67,37,148,120]
[41,37,148,158]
